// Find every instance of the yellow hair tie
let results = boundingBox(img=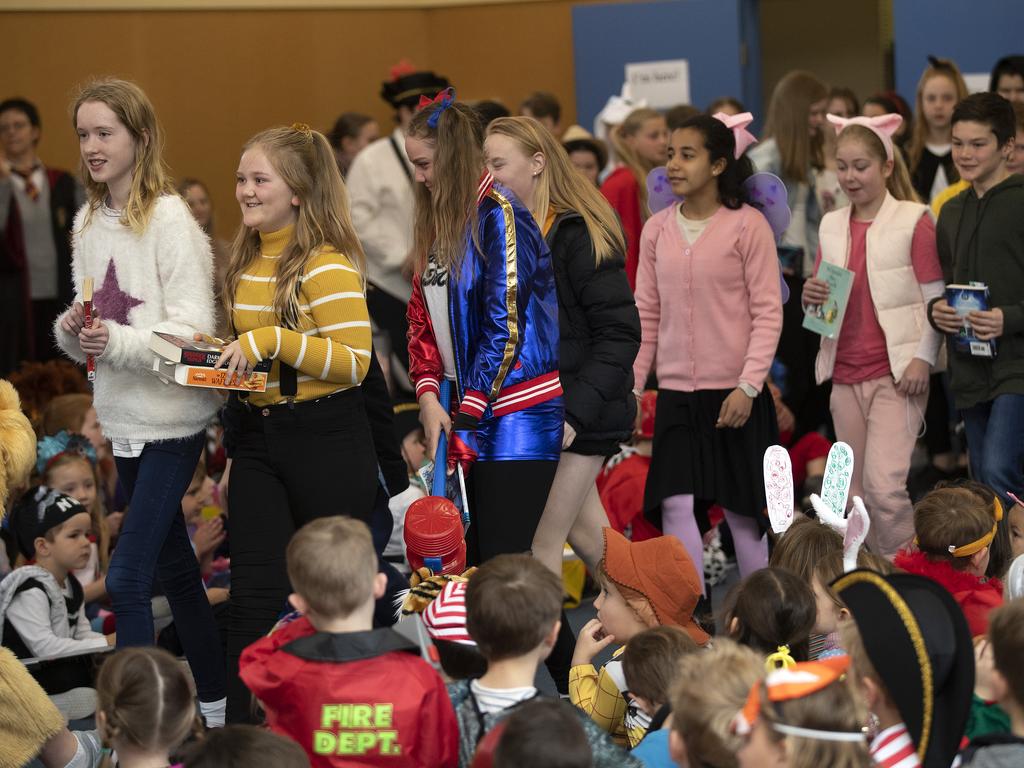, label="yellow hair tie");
[766,645,796,672]
[291,122,313,139]
[932,496,1004,558]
